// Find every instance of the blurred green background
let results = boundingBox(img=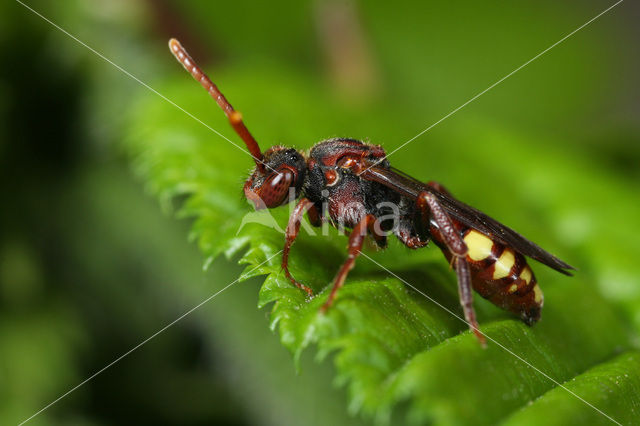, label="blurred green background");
[1,0,638,425]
